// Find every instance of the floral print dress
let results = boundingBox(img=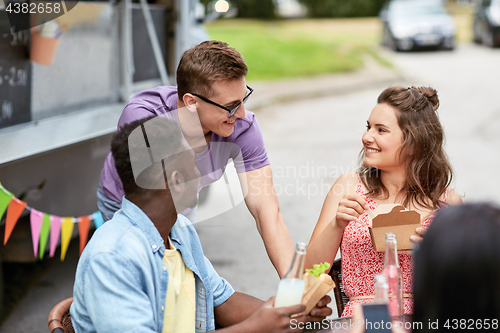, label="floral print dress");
[340,175,446,317]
